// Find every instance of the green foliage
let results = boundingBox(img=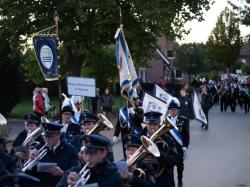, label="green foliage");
[0,0,214,80]
[206,8,242,72]
[0,28,22,116]
[207,70,219,80]
[241,63,250,75]
[82,45,118,90]
[174,43,205,75]
[21,49,44,84]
